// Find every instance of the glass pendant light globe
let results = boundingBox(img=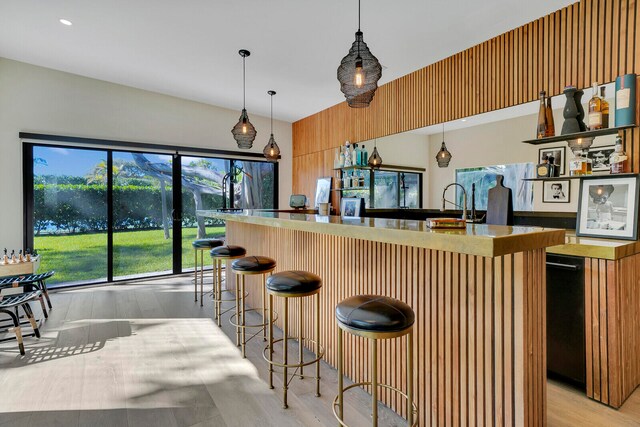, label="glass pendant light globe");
[232,49,257,149]
[337,0,382,108]
[368,142,382,169]
[436,124,452,168]
[262,90,280,162]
